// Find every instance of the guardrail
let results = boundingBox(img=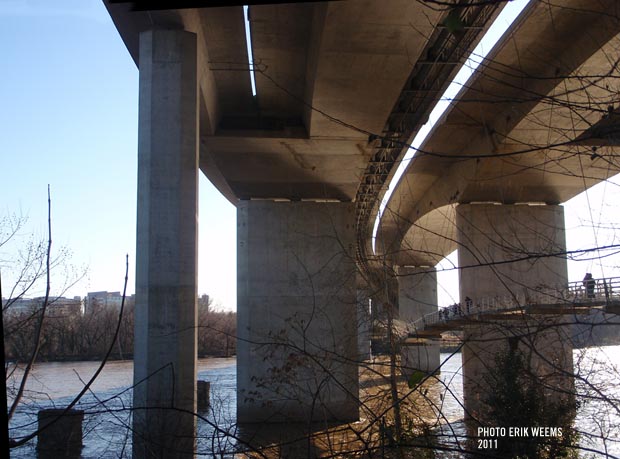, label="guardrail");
[408,276,620,336]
